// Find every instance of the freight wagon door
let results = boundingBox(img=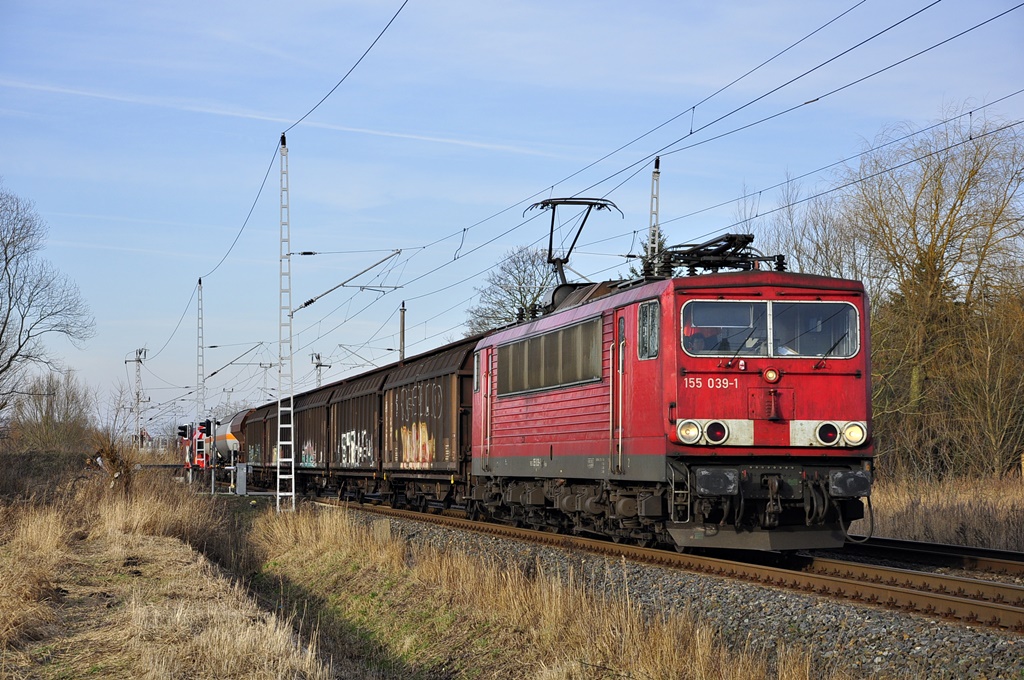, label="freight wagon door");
[382,345,472,473]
